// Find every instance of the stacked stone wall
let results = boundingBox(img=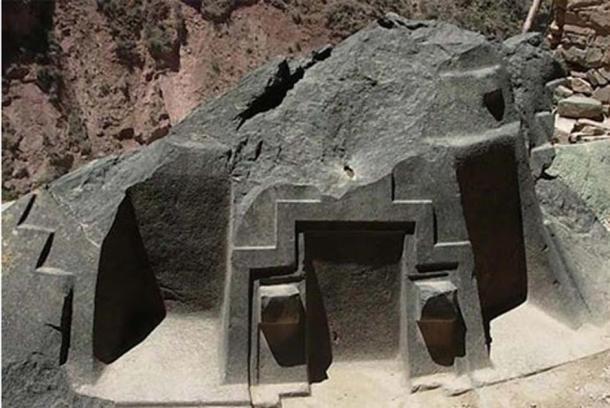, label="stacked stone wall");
[549,0,610,142]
